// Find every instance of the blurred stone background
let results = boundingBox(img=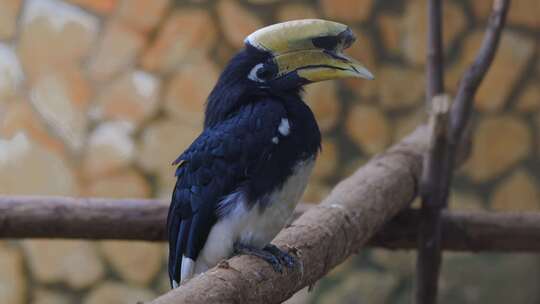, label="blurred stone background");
[0,0,538,303]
